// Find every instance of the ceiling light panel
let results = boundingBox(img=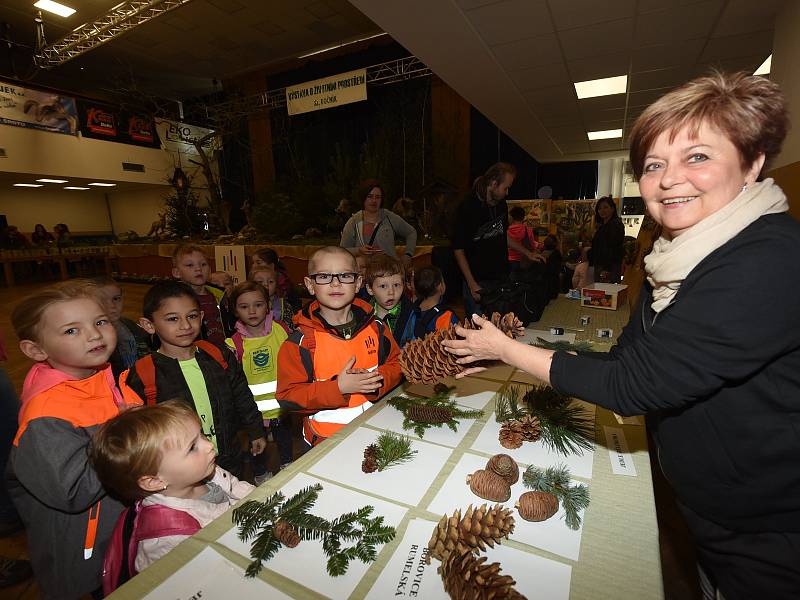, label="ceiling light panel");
[574,75,627,99]
[33,1,76,18]
[13,183,43,187]
[88,182,117,187]
[64,186,90,190]
[587,129,622,140]
[36,178,69,183]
